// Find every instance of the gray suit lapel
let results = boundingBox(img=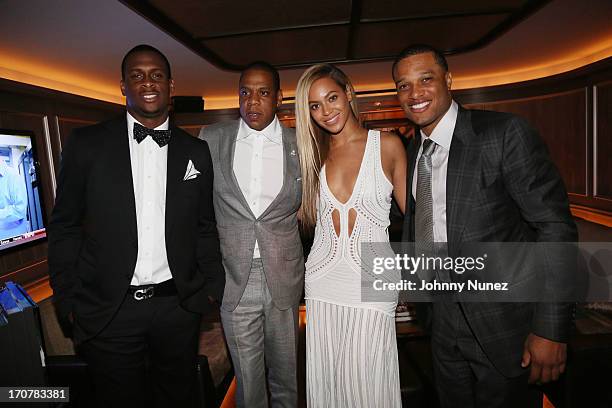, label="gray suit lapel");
[446,108,480,245]
[259,126,296,219]
[219,120,256,218]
